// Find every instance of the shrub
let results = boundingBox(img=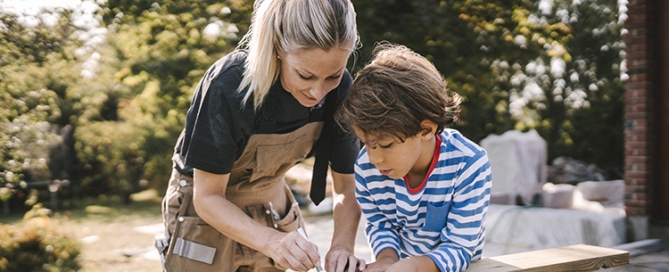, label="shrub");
[0,205,80,272]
